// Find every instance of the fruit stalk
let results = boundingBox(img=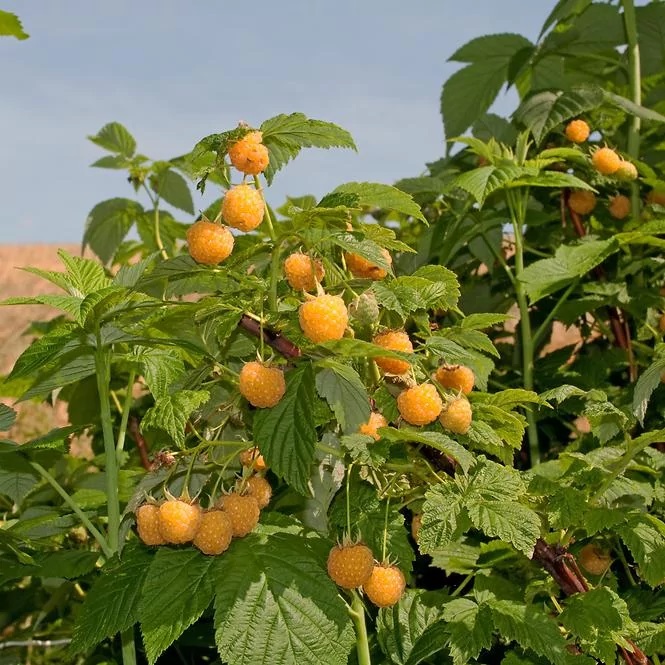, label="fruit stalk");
[350,591,372,665]
[115,369,136,454]
[620,0,642,221]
